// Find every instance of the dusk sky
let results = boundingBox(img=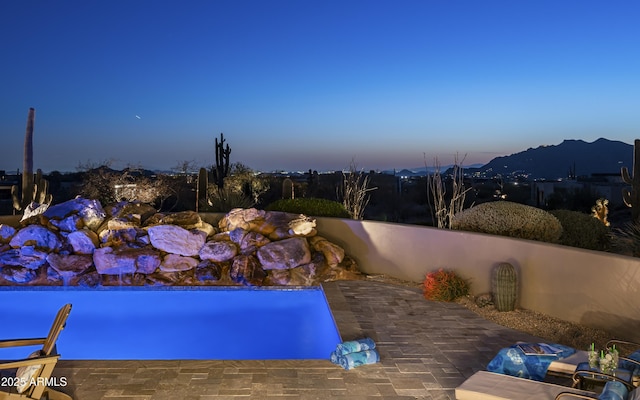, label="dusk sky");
[1,0,639,173]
